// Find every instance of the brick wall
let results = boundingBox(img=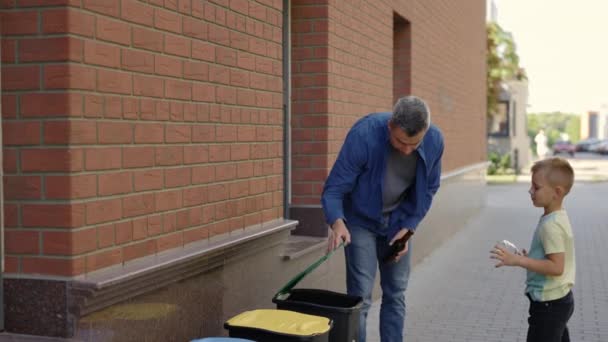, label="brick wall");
[1,0,285,277]
[290,0,486,206]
